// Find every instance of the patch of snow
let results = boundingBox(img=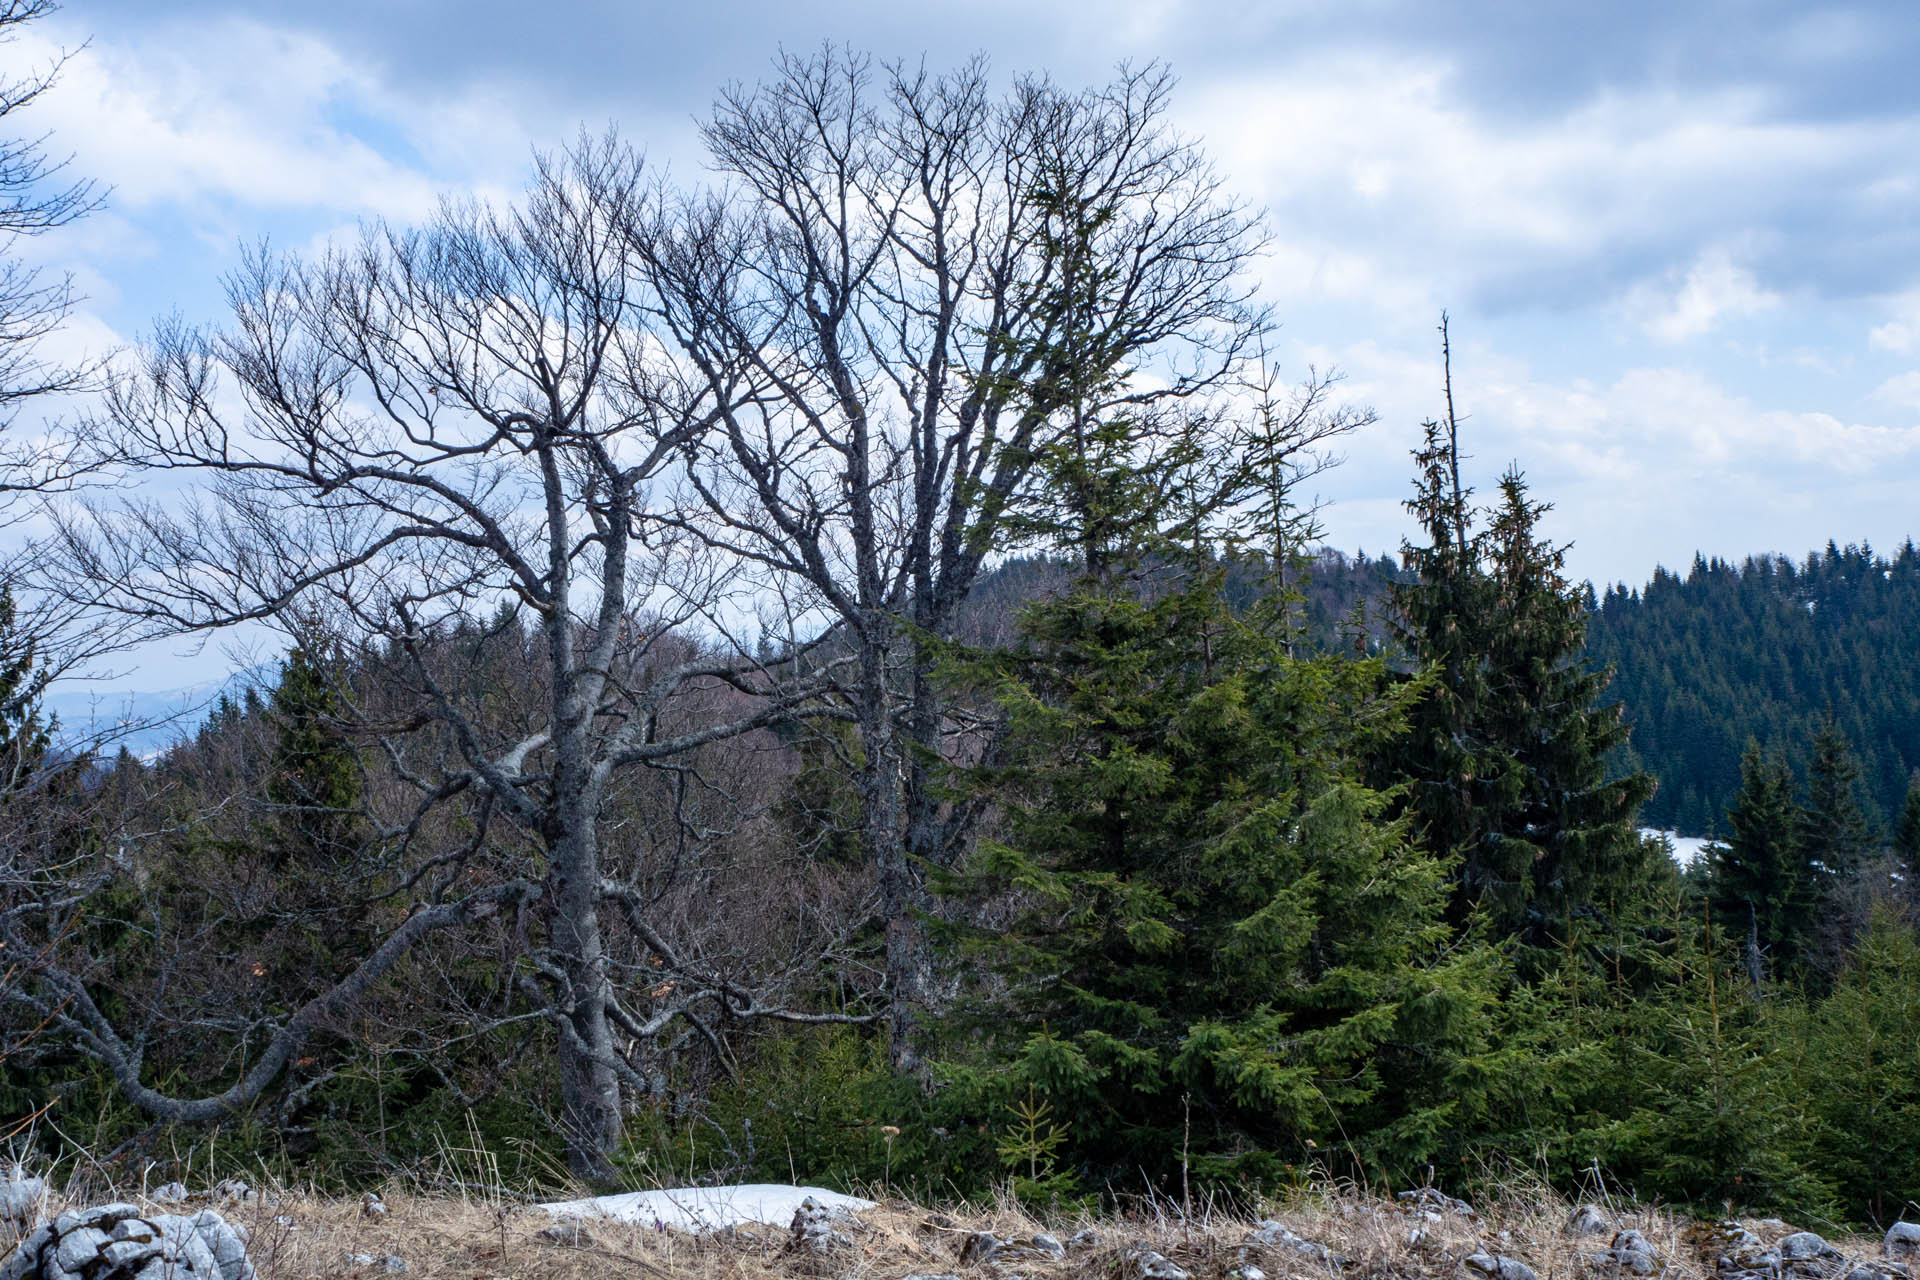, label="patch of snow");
[1640,828,1714,865]
[537,1184,874,1233]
